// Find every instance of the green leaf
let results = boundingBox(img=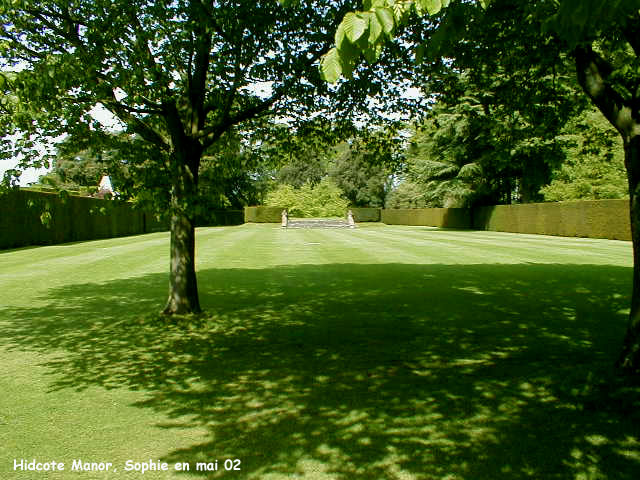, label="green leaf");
[364,0,387,9]
[341,55,356,80]
[415,44,426,63]
[335,23,361,63]
[375,7,394,35]
[416,0,452,15]
[363,45,382,64]
[419,0,441,15]
[343,12,368,43]
[335,22,346,48]
[458,162,482,180]
[368,13,383,44]
[39,210,52,228]
[320,48,342,84]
